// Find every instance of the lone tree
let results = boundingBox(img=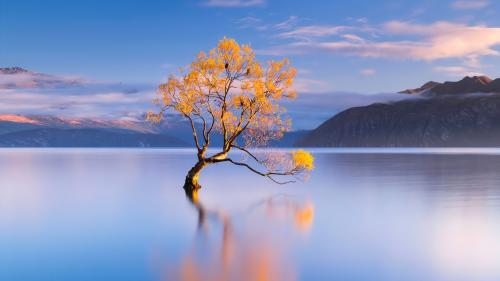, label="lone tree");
[149,37,314,196]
